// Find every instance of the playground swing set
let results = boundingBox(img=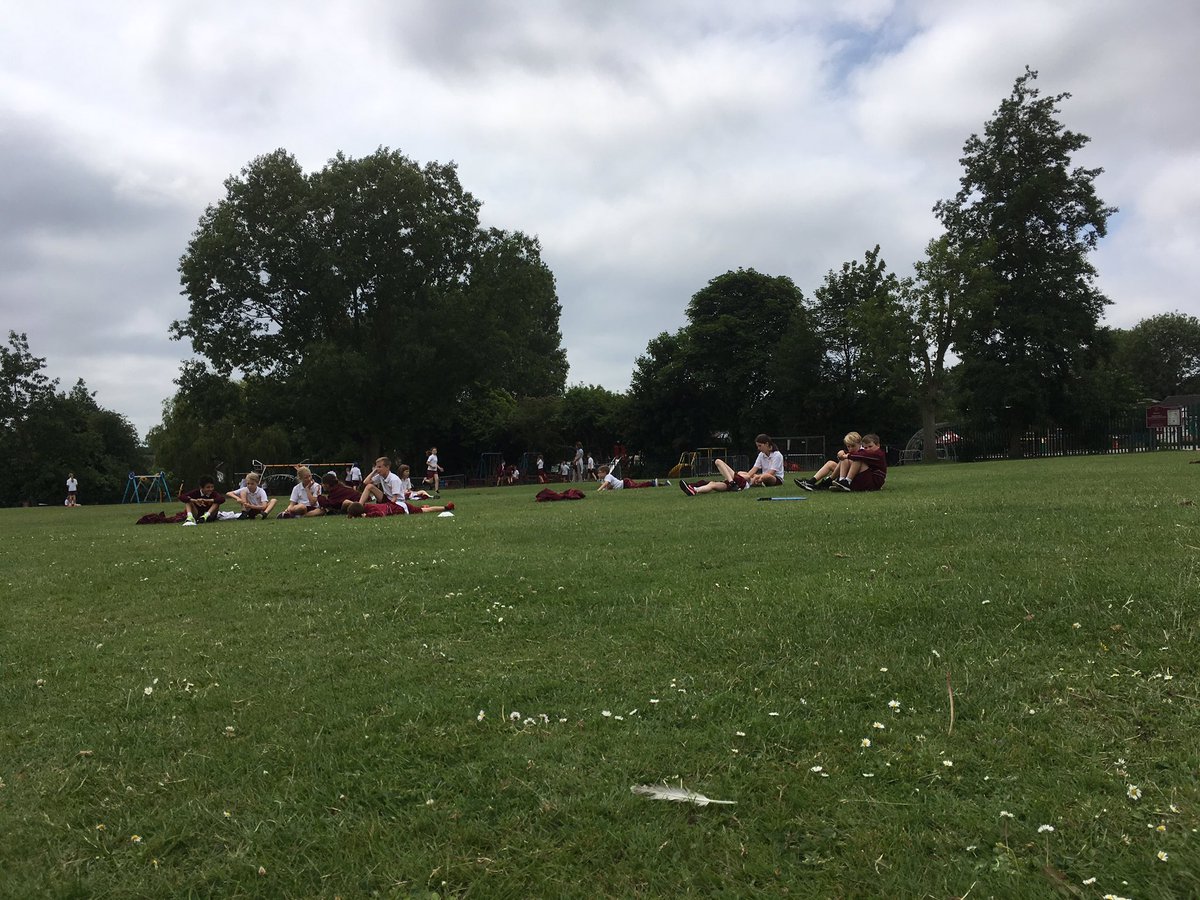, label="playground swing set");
[121,471,174,504]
